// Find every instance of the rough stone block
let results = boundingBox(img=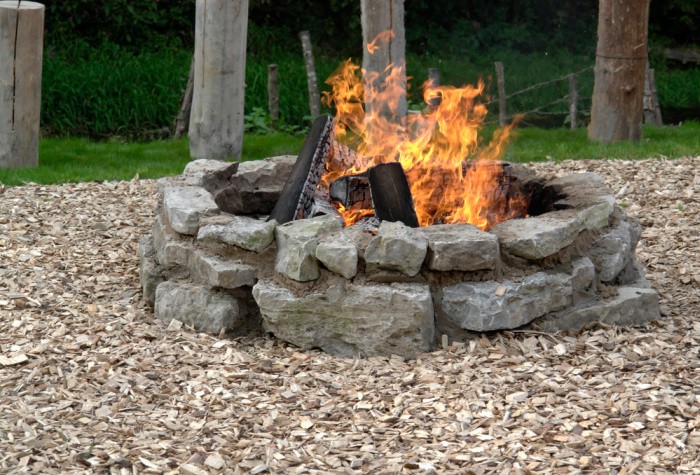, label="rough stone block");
[365,221,428,277]
[162,186,219,235]
[192,250,257,289]
[197,215,276,252]
[152,215,193,269]
[138,237,164,305]
[182,159,238,186]
[419,224,500,271]
[252,279,434,358]
[439,257,595,331]
[588,219,634,282]
[316,227,367,279]
[154,281,241,334]
[532,287,660,332]
[490,213,582,260]
[274,215,343,282]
